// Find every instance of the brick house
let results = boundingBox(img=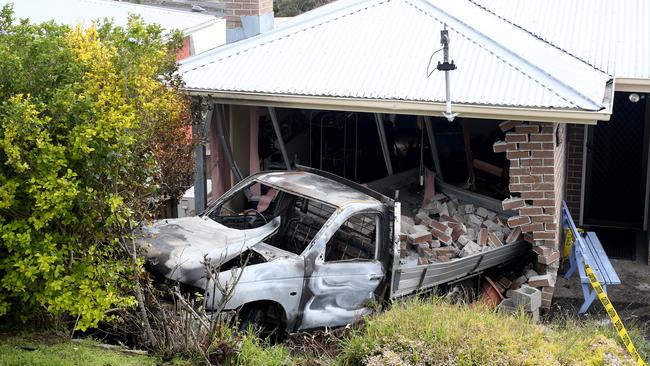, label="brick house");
[475,0,650,264]
[176,0,650,307]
